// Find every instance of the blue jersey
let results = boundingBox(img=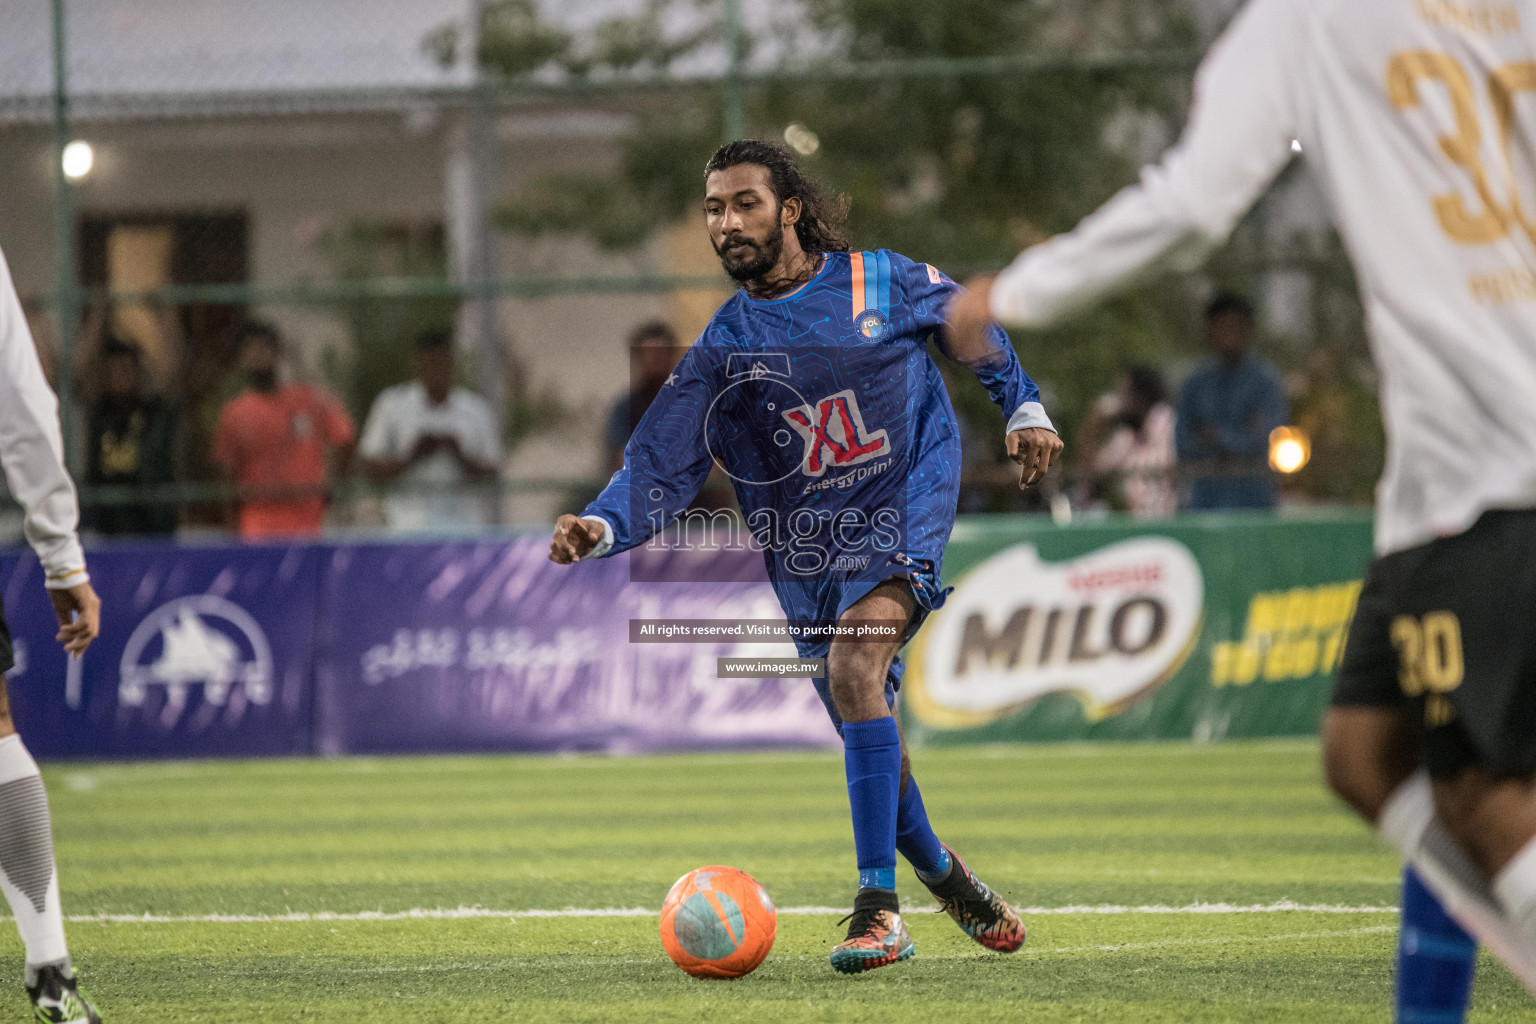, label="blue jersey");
[585,248,1049,650]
